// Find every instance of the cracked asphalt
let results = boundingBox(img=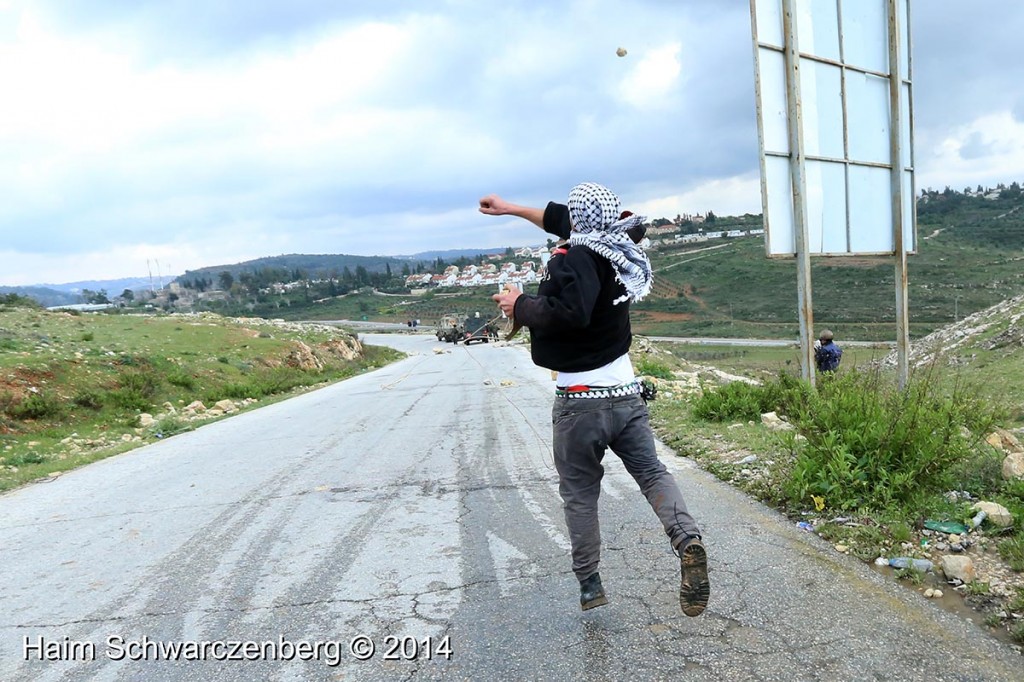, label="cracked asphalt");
[1,333,1021,681]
